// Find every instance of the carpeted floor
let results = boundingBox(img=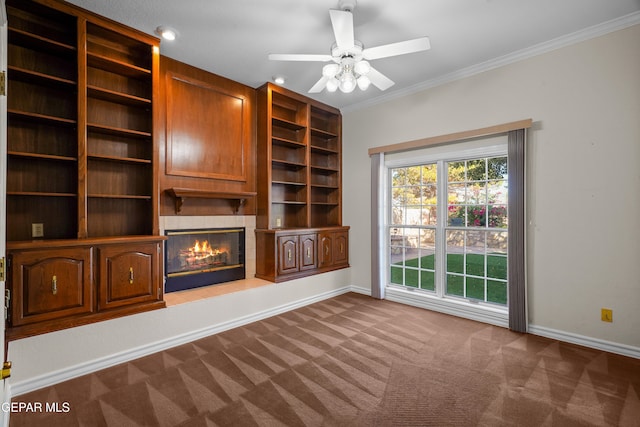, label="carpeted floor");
[10,293,640,426]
